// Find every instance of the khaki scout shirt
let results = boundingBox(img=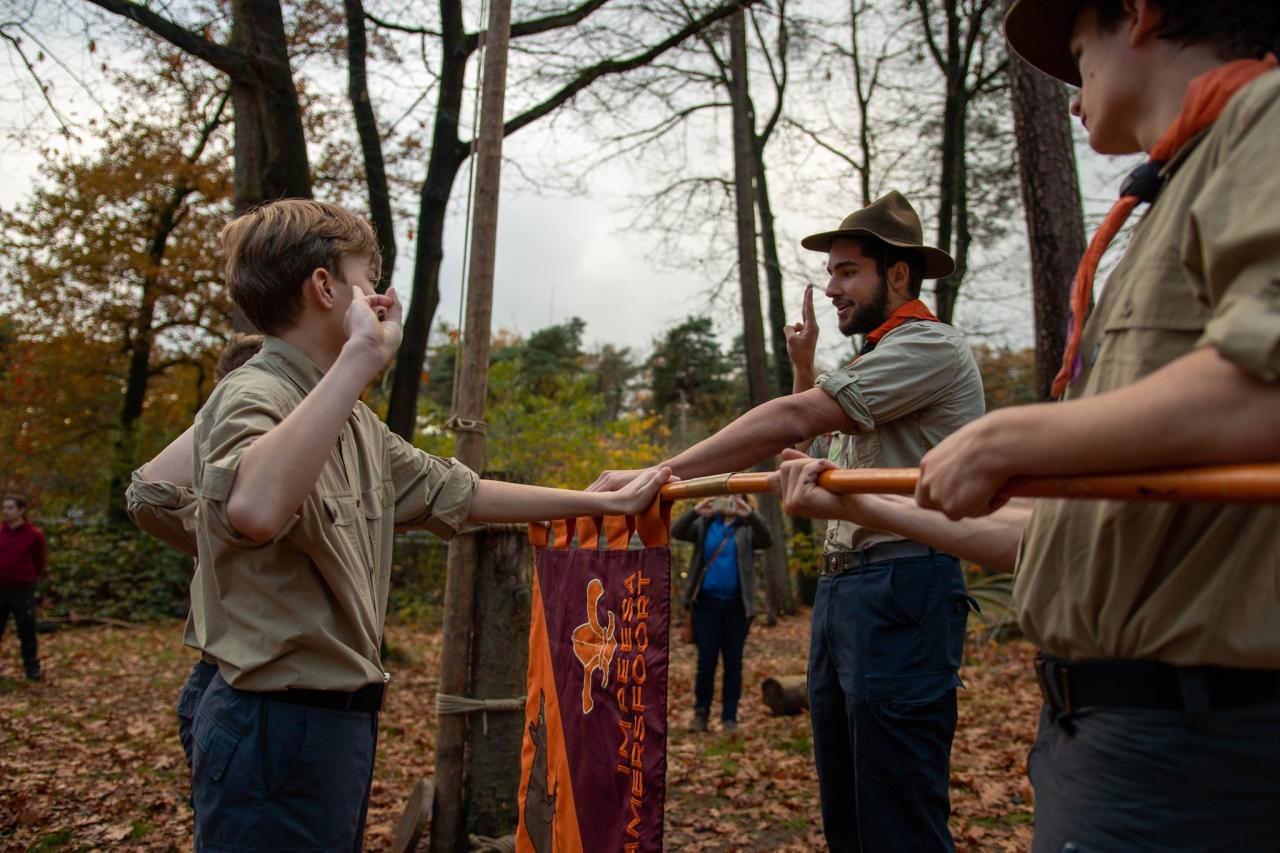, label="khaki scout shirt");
[189,337,478,692]
[814,321,985,553]
[1016,70,1280,668]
